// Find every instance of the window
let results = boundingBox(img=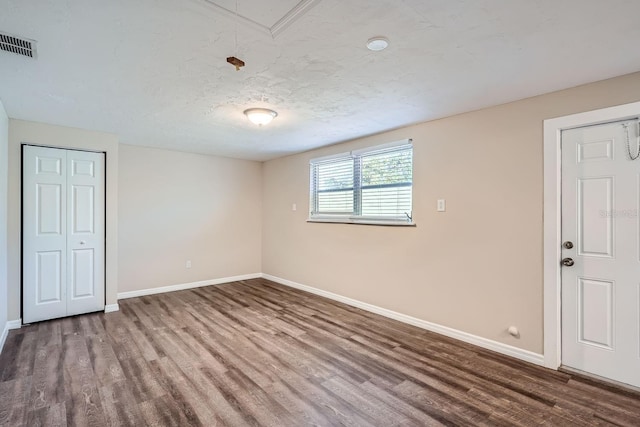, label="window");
[309,139,413,225]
